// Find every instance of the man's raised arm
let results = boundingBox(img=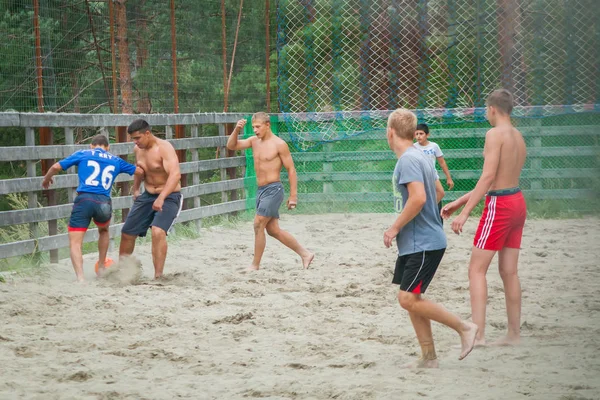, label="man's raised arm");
[227,119,254,151]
